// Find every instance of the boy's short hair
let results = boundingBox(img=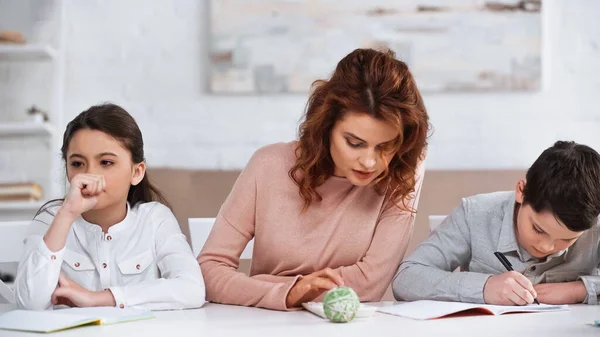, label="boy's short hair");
[523,141,600,232]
